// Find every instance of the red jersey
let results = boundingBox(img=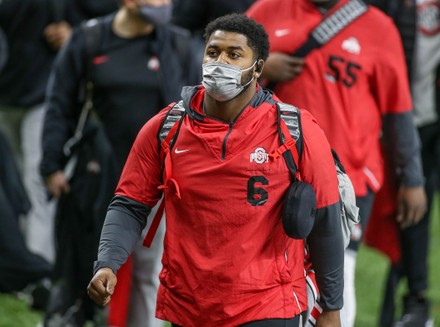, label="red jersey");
[247,0,413,196]
[115,86,340,326]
